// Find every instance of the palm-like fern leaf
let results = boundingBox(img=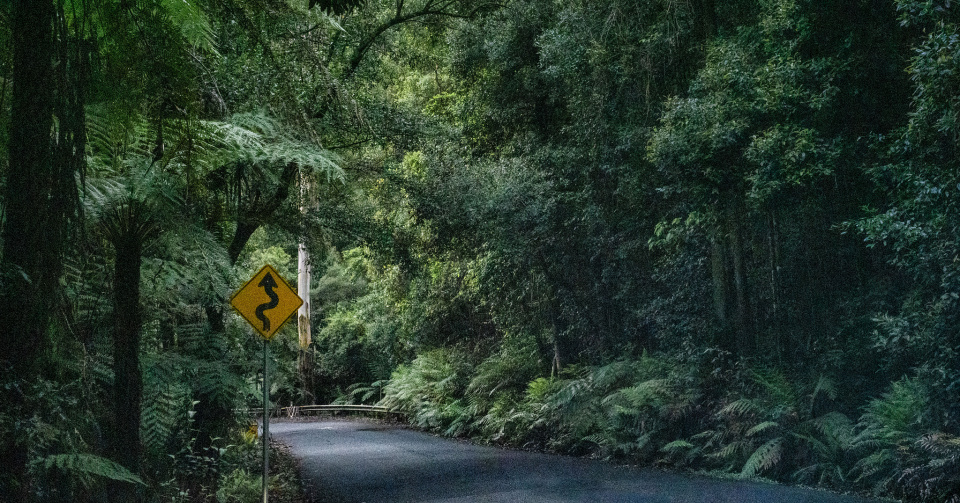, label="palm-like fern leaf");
[746,421,780,437]
[42,453,145,486]
[161,0,218,55]
[741,438,784,478]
